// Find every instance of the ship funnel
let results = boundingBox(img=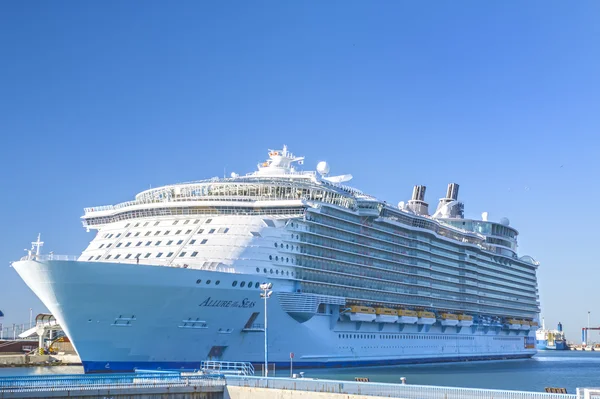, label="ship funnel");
[407,185,429,216]
[446,183,459,200]
[411,185,426,202]
[433,182,464,219]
